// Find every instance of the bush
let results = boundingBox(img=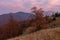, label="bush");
[52,17,56,21]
